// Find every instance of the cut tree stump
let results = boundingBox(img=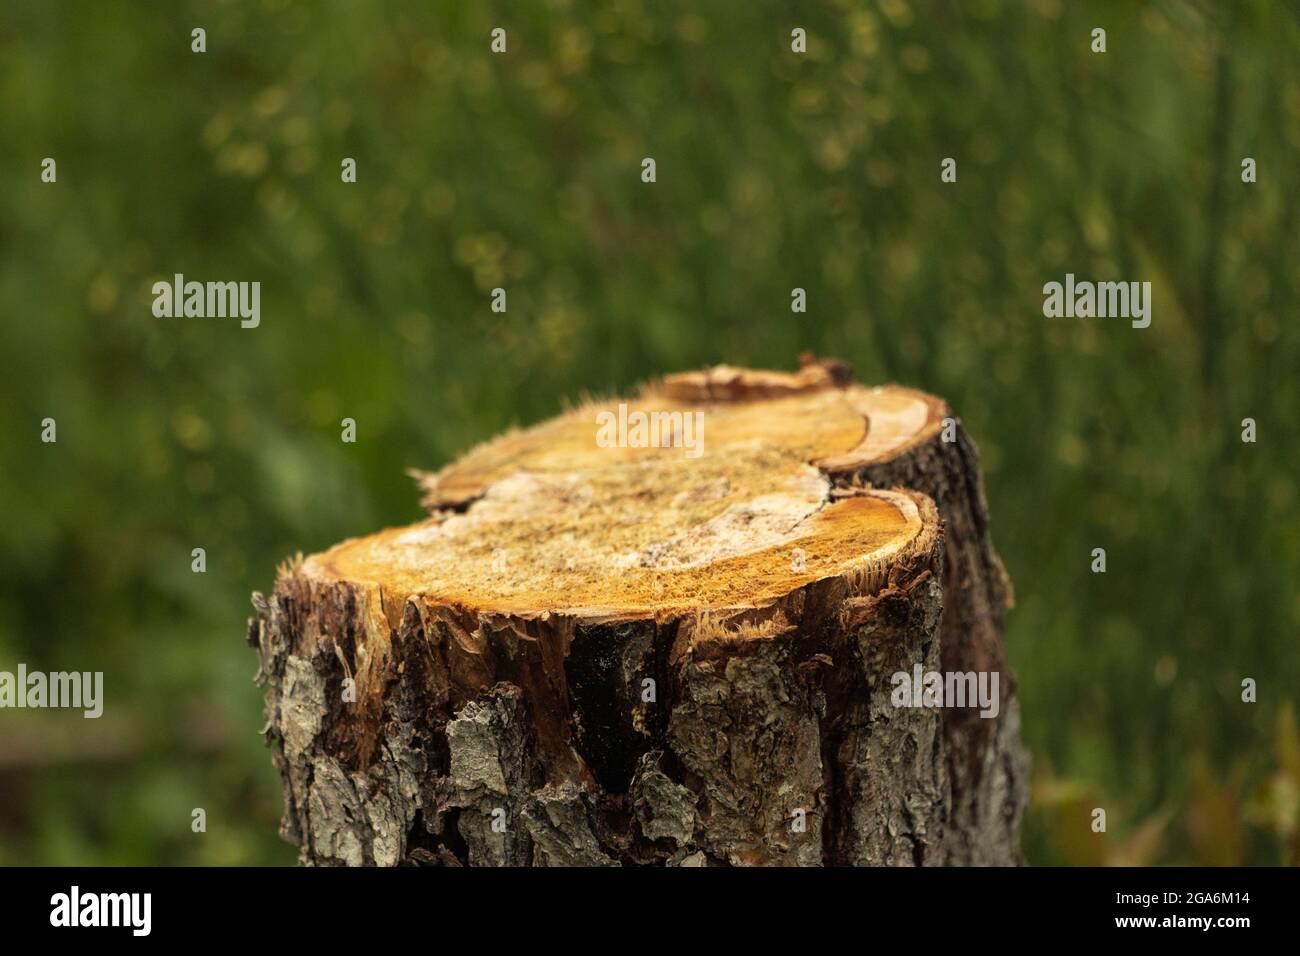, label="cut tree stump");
[248,359,1028,866]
